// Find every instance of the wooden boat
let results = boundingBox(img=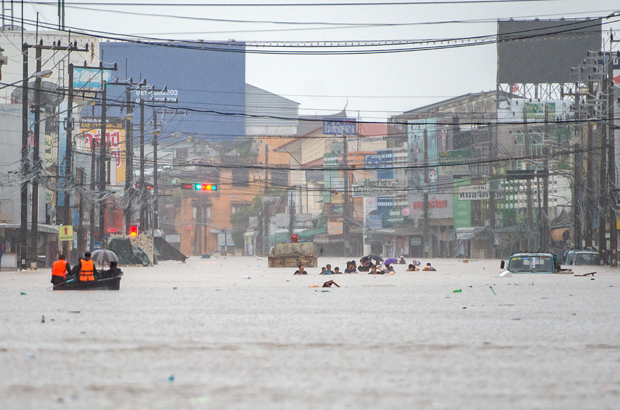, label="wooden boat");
[53,277,121,291]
